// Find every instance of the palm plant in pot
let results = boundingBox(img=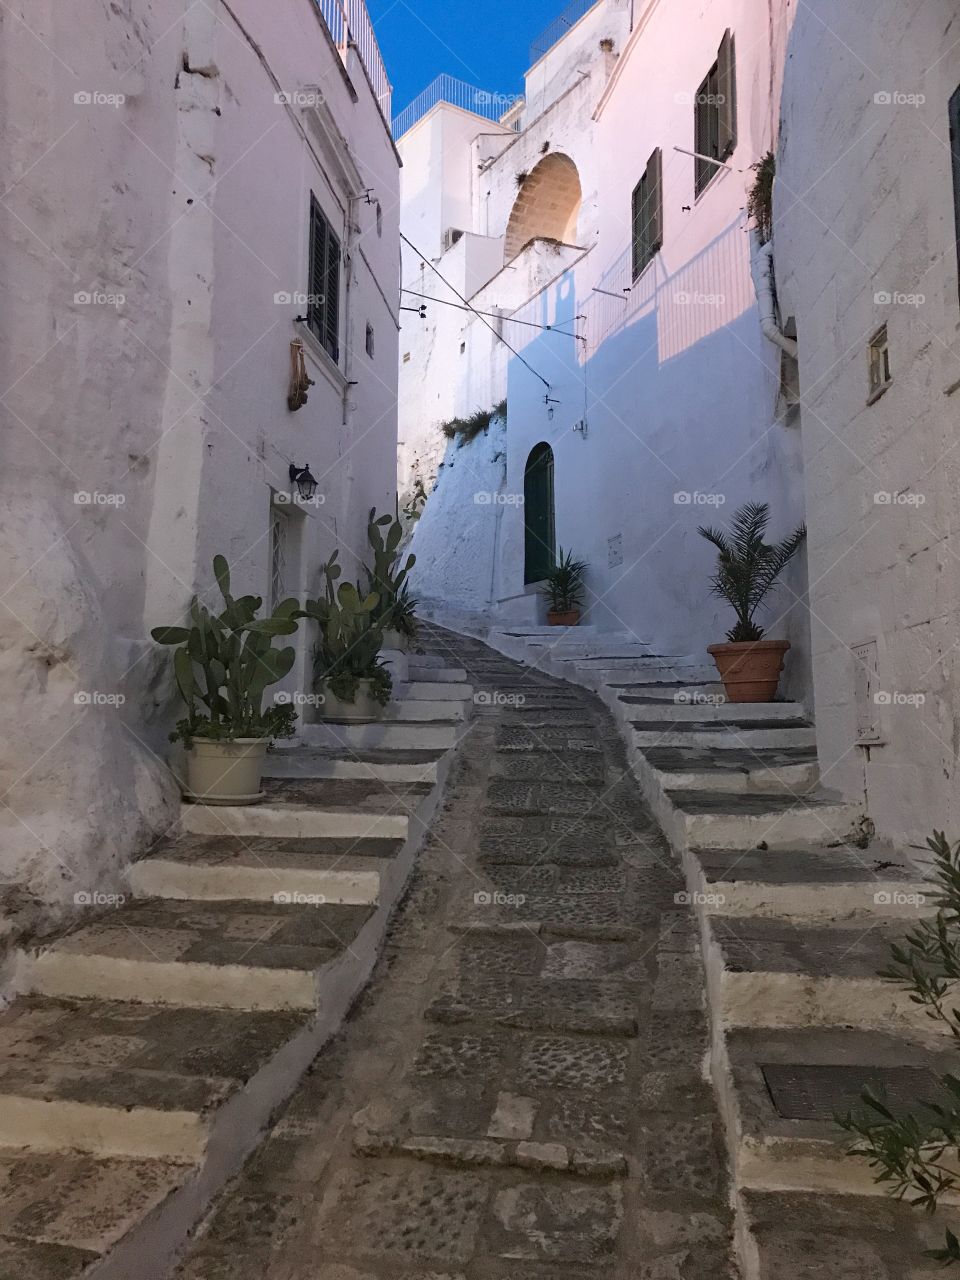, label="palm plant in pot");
[365,504,418,651]
[698,503,806,702]
[543,548,588,626]
[302,551,392,722]
[151,555,300,804]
